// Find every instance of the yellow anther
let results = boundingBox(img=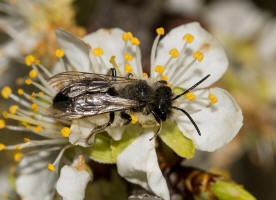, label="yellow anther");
[55,49,64,58]
[1,193,8,199]
[208,93,218,104]
[25,55,35,66]
[17,88,24,95]
[183,33,194,43]
[0,144,6,151]
[156,27,165,35]
[193,51,204,62]
[184,91,196,101]
[155,65,165,74]
[14,153,22,162]
[16,77,24,86]
[93,48,104,56]
[142,73,148,78]
[124,53,133,61]
[34,59,40,65]
[161,75,168,81]
[166,83,172,87]
[130,37,140,45]
[30,92,36,100]
[1,86,12,99]
[122,32,133,41]
[9,166,16,174]
[15,145,21,150]
[60,127,70,137]
[48,163,56,172]
[25,78,32,85]
[169,48,179,58]
[2,112,8,119]
[33,126,42,133]
[29,69,37,78]
[31,104,38,112]
[38,91,44,96]
[0,120,5,129]
[24,138,30,143]
[9,105,19,114]
[124,64,133,73]
[130,114,137,124]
